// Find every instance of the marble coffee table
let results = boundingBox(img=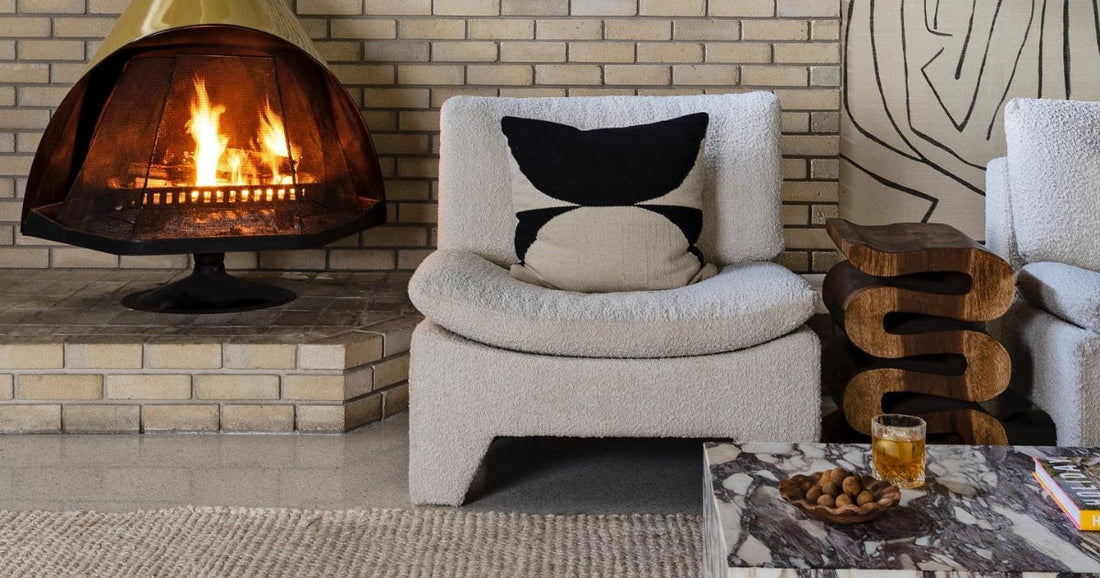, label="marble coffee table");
[704,442,1100,577]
